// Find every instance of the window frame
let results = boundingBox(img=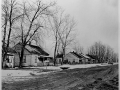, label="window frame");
[35,56,37,63]
[23,56,26,63]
